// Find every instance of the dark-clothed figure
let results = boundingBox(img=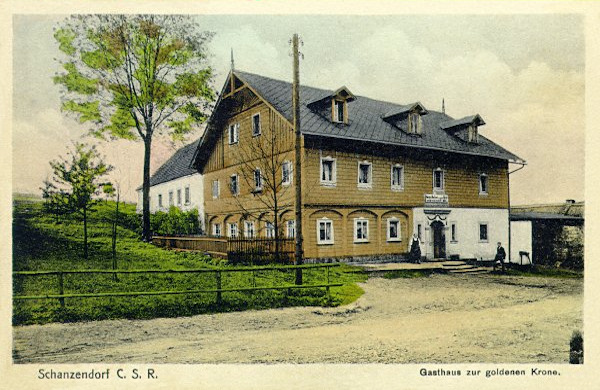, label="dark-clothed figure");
[409,234,421,264]
[494,242,506,272]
